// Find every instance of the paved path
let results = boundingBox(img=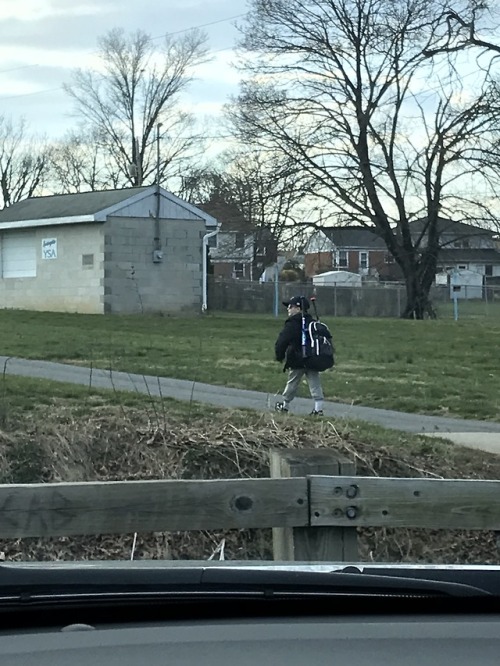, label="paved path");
[2,356,500,453]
